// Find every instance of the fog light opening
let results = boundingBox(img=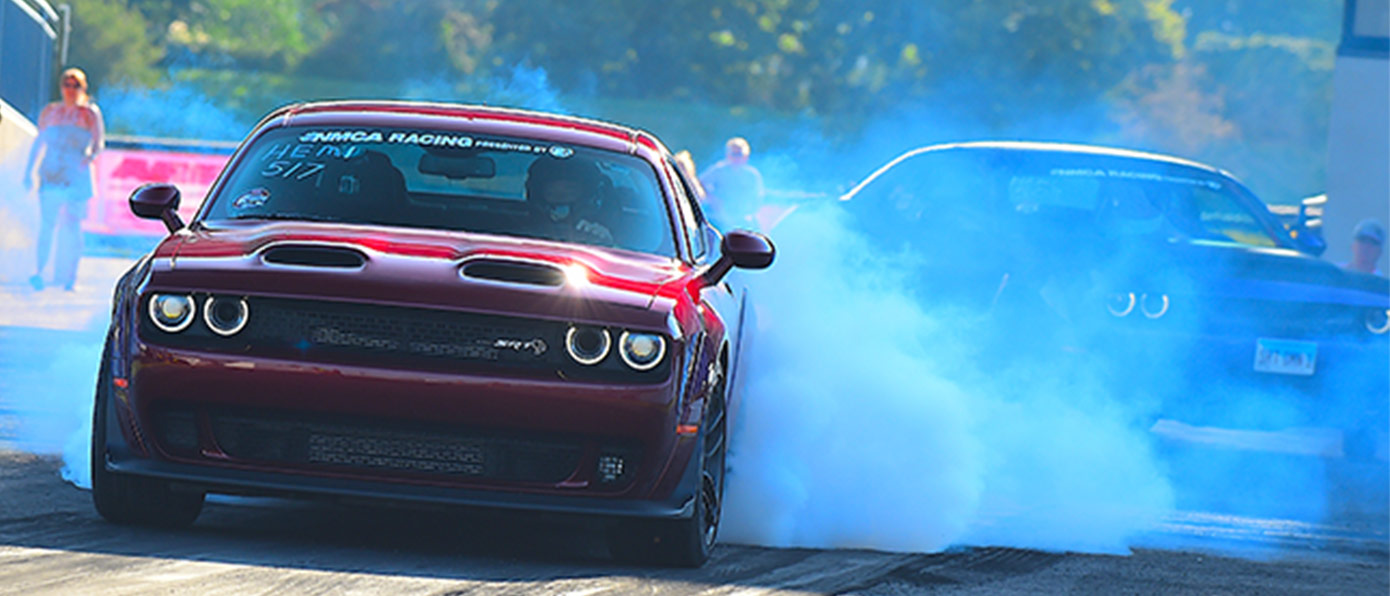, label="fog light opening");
[597,453,626,483]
